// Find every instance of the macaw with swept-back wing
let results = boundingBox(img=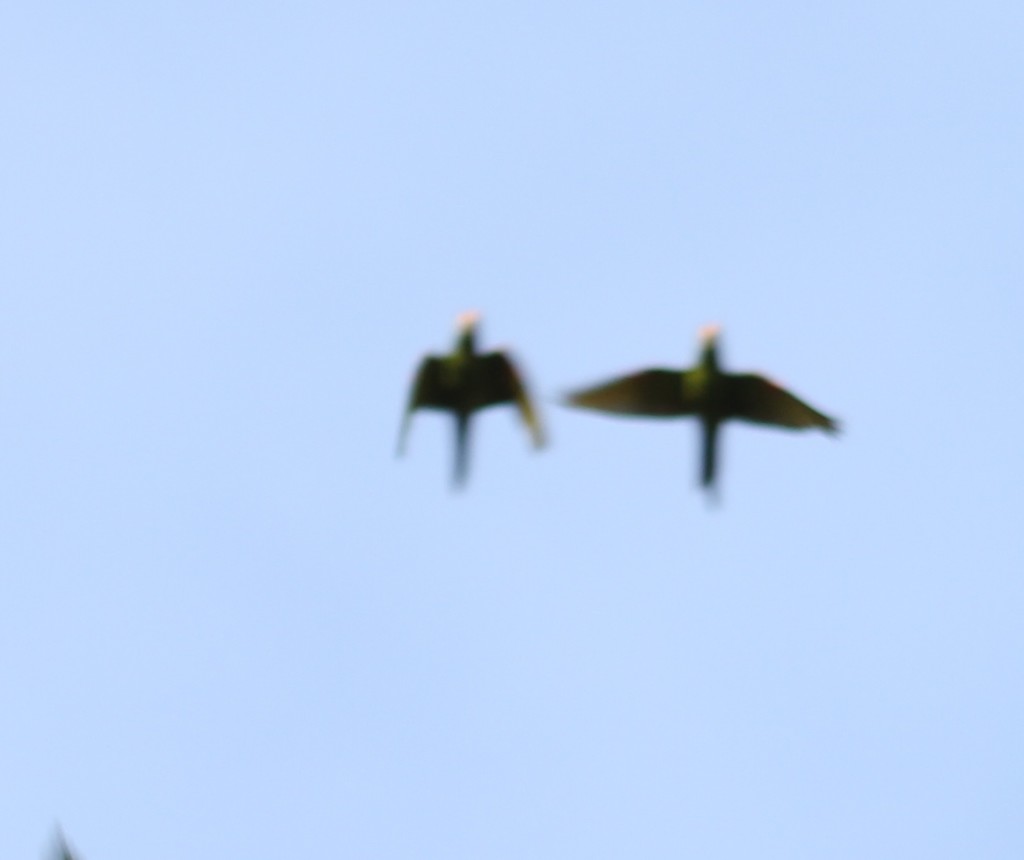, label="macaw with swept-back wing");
[398,312,545,488]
